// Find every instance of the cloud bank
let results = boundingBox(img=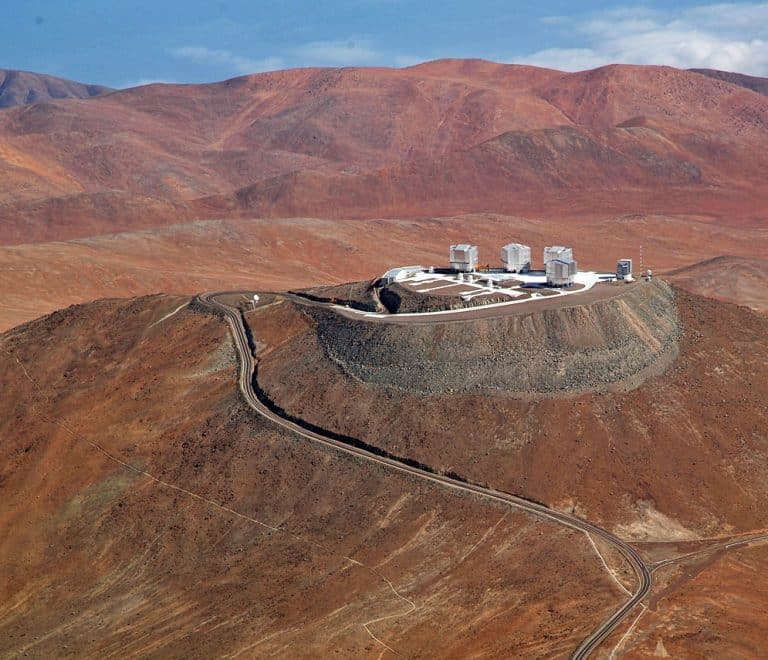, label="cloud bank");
[169,46,283,74]
[520,3,768,75]
[168,36,419,77]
